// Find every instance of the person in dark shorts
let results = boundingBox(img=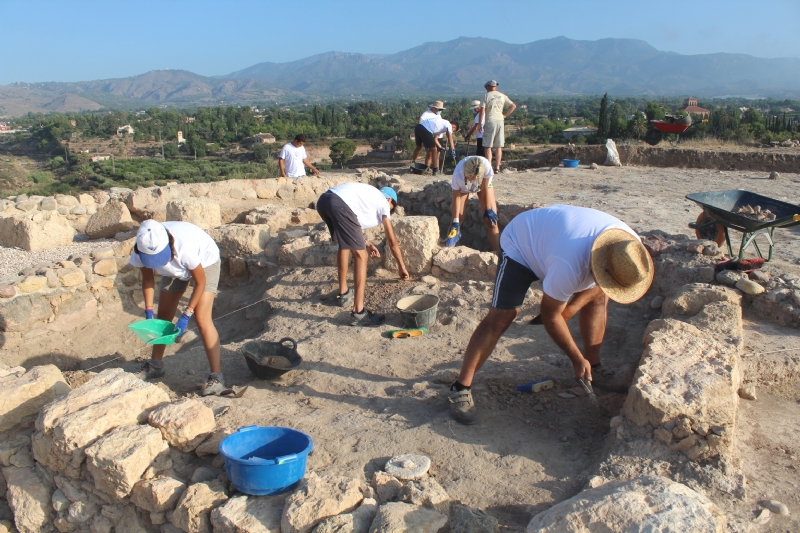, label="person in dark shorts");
[412,112,458,175]
[316,182,409,326]
[464,100,485,156]
[448,205,654,425]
